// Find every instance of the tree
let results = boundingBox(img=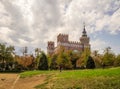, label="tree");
[22,46,28,56]
[114,54,120,66]
[38,52,48,70]
[50,54,58,70]
[0,43,15,70]
[67,50,80,69]
[35,48,41,57]
[76,48,90,68]
[17,55,35,70]
[57,51,72,69]
[86,56,95,69]
[92,50,103,68]
[102,47,115,66]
